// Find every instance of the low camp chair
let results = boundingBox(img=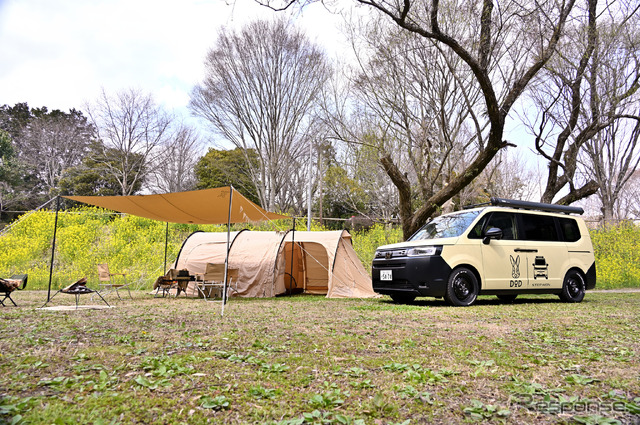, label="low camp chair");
[153,269,188,298]
[0,274,28,307]
[45,277,110,308]
[97,263,131,300]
